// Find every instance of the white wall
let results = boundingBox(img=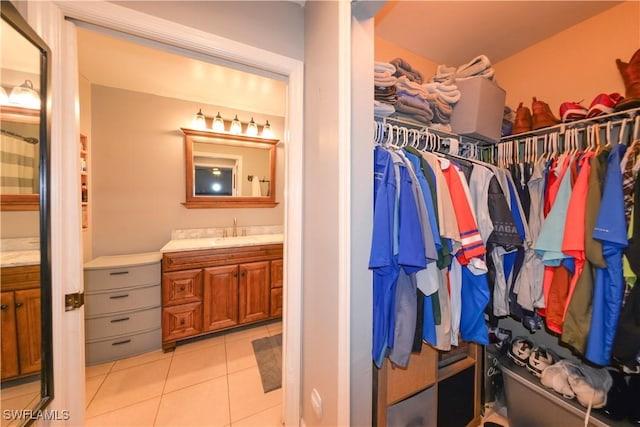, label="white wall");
[90,85,285,256]
[111,1,304,61]
[302,1,340,425]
